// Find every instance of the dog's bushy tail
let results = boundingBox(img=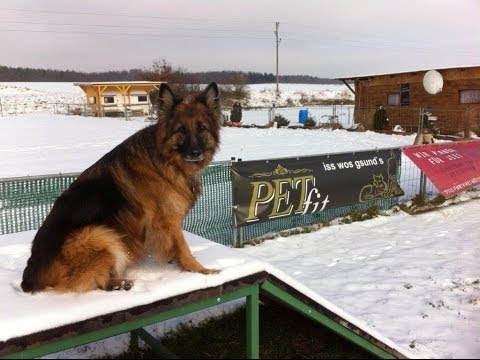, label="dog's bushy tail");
[22,225,130,293]
[21,223,70,292]
[21,261,40,292]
